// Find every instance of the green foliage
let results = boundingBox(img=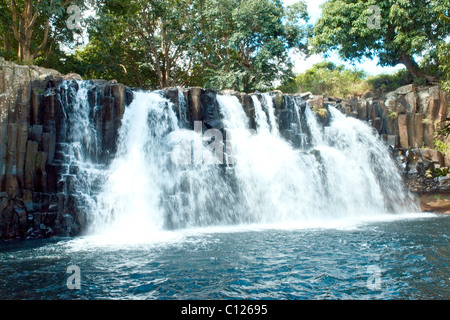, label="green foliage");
[439,42,450,92]
[388,111,398,120]
[434,139,449,155]
[277,61,369,97]
[75,0,202,89]
[277,60,429,99]
[0,0,89,64]
[366,69,413,92]
[312,105,328,118]
[426,167,450,178]
[429,22,450,178]
[311,0,450,81]
[196,0,312,92]
[65,38,158,89]
[65,0,311,91]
